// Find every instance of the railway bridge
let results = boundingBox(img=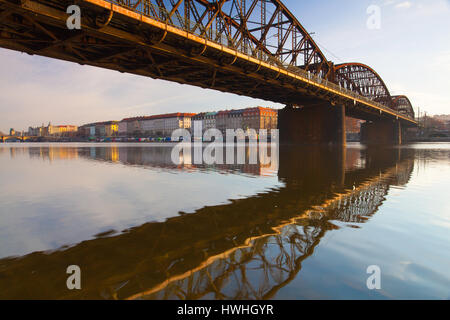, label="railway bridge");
[0,0,417,144]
